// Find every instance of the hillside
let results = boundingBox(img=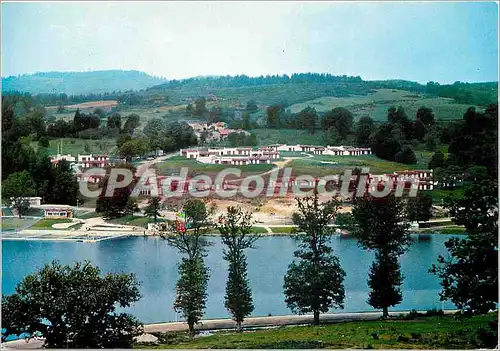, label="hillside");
[2,70,166,95]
